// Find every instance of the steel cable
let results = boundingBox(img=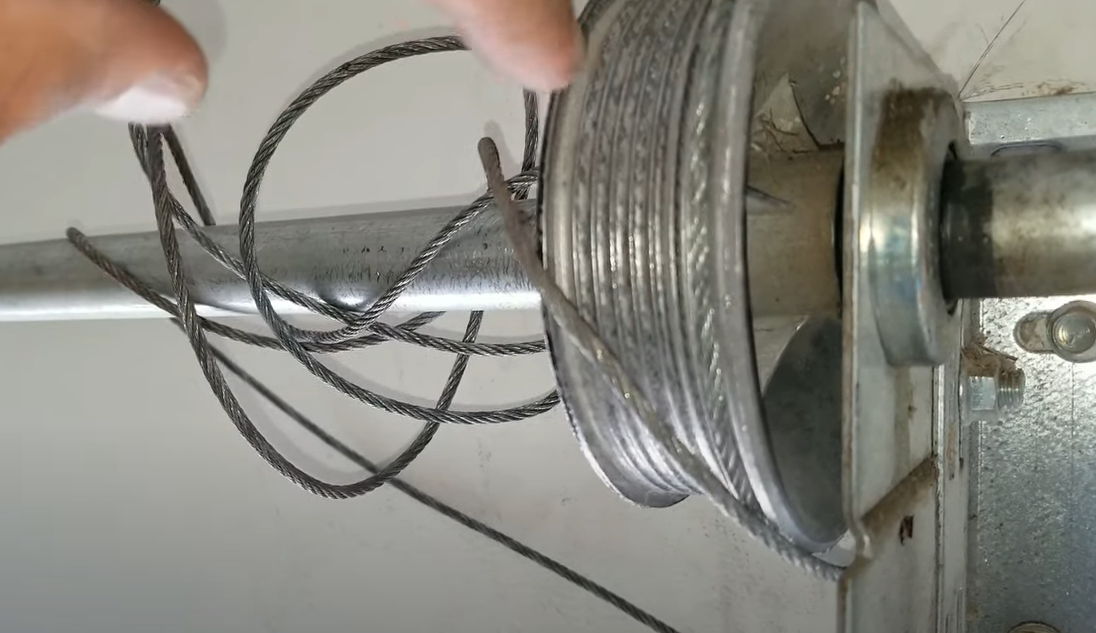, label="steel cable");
[70,37,560,494]
[482,137,841,580]
[66,25,683,630]
[538,0,842,577]
[206,337,683,633]
[59,1,838,628]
